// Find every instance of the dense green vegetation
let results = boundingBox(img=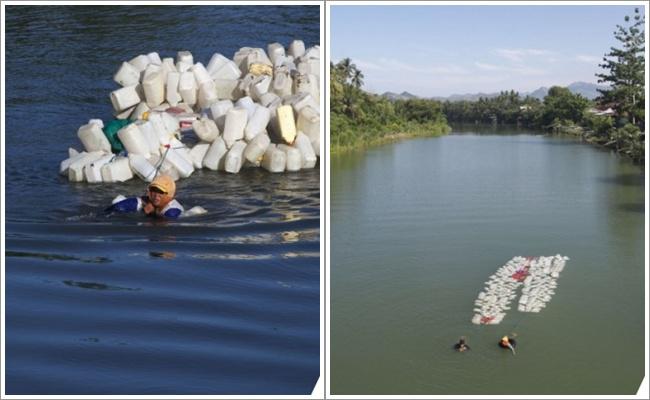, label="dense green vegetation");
[441,86,591,129]
[330,59,450,152]
[443,91,543,126]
